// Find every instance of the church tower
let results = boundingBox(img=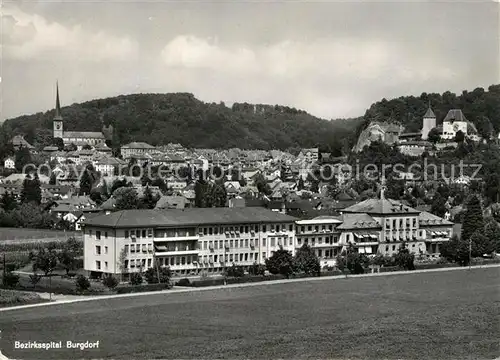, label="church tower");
[53,82,64,139]
[421,103,436,140]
